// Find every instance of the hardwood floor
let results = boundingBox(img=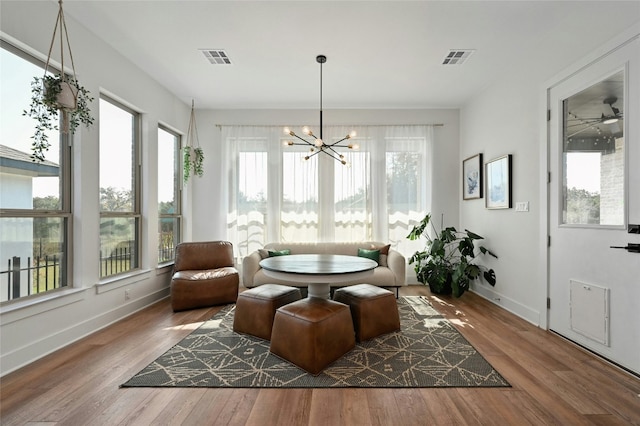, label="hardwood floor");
[1,286,639,425]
